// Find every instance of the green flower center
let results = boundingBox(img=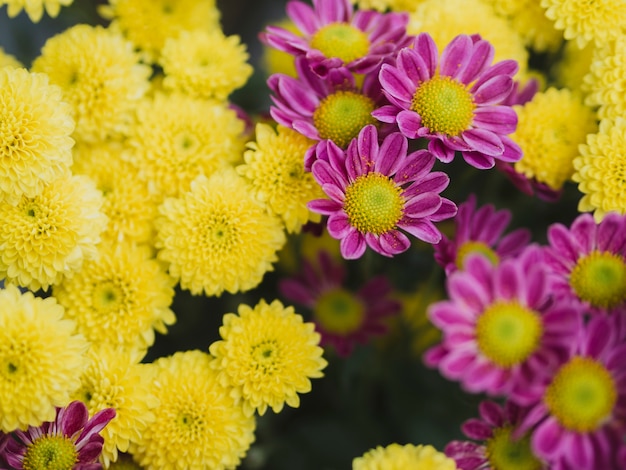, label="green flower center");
[455,240,500,270]
[344,173,404,236]
[545,356,617,433]
[476,301,543,368]
[22,435,78,470]
[411,75,475,136]
[313,90,376,148]
[569,250,626,309]
[314,288,365,335]
[92,281,125,314]
[251,339,280,374]
[485,426,543,470]
[310,23,370,63]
